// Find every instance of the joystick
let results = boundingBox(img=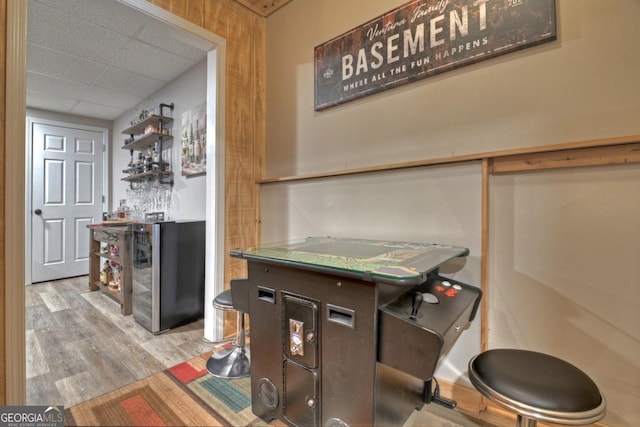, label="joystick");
[410,292,423,319]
